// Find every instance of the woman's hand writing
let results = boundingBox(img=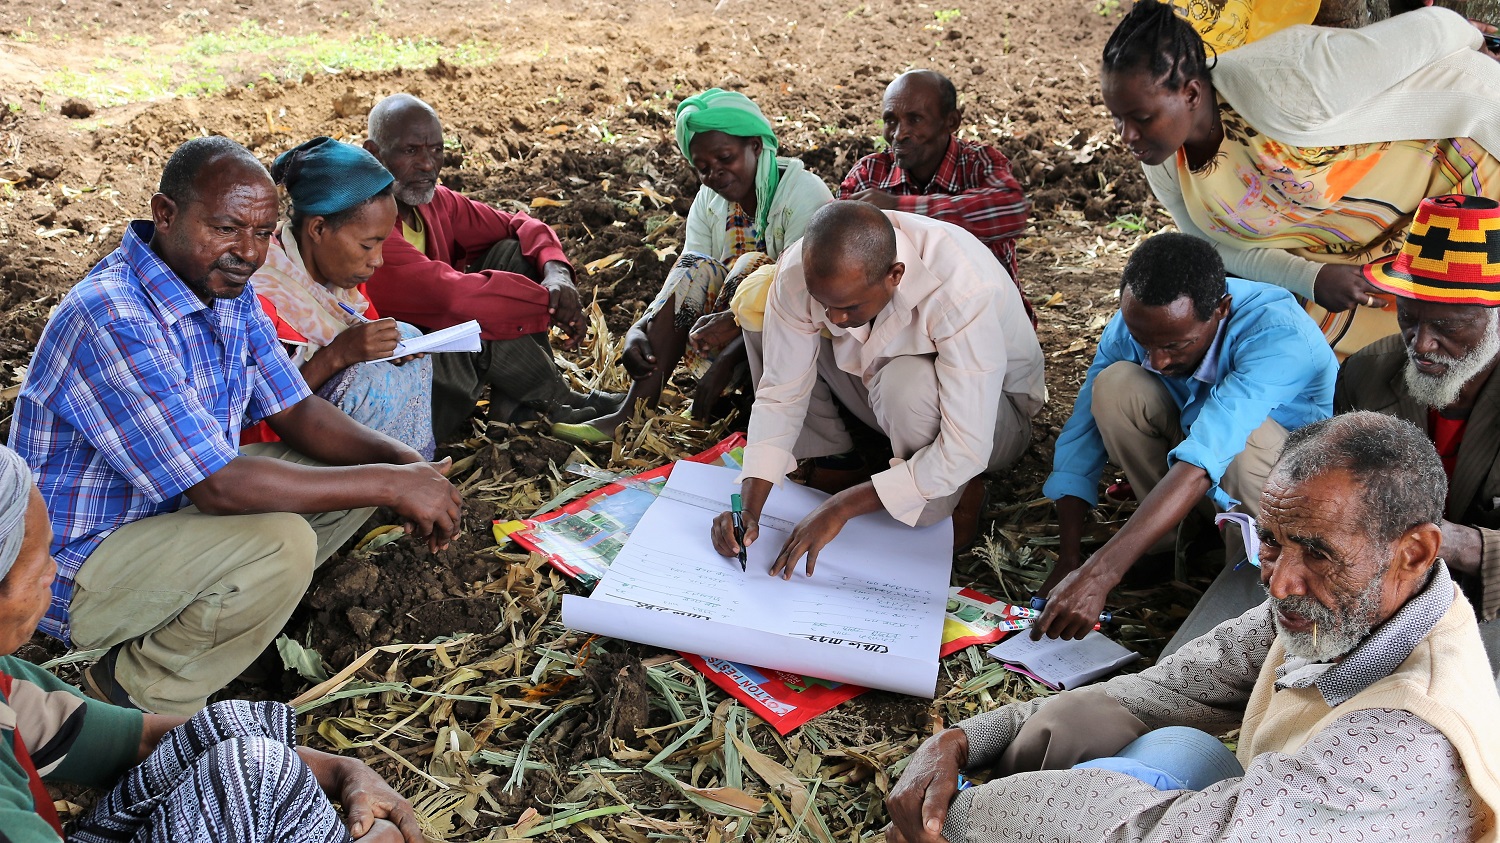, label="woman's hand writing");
[328,318,403,367]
